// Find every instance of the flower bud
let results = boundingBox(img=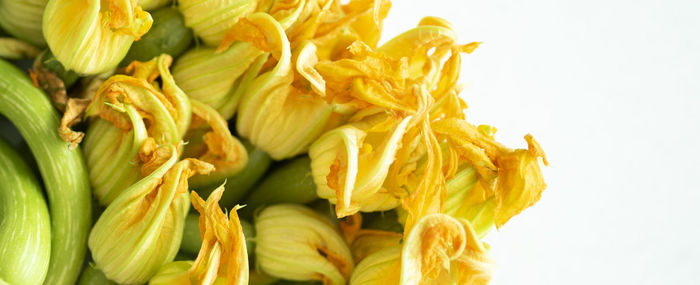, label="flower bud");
[89,144,214,284]
[178,0,257,47]
[309,110,412,218]
[172,44,264,119]
[400,214,492,285]
[82,54,191,205]
[255,204,354,285]
[0,0,47,47]
[230,13,341,159]
[43,0,152,74]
